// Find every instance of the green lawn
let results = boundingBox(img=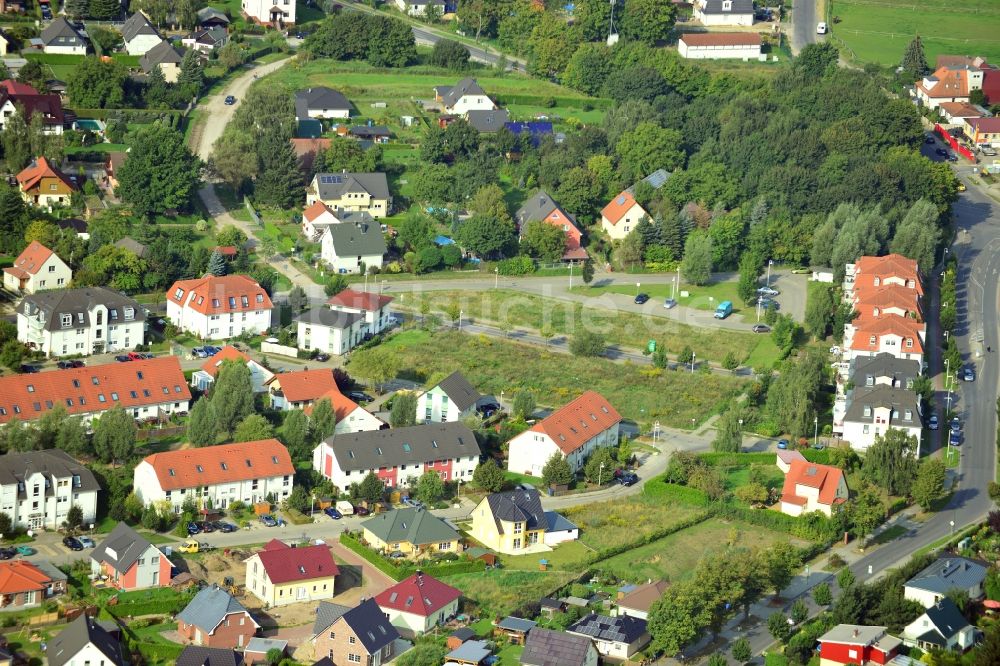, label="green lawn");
[571,278,742,314]
[561,496,704,554]
[65,143,128,154]
[722,464,786,491]
[829,0,1000,65]
[364,330,746,428]
[439,569,576,616]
